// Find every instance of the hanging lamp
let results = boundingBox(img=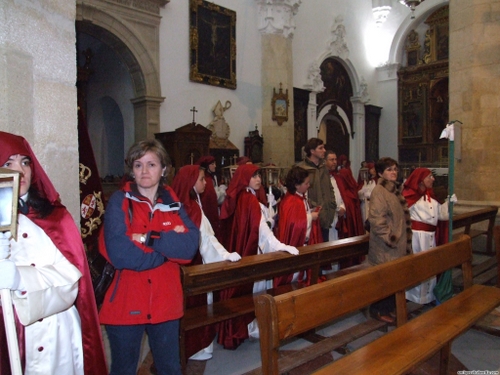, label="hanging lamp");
[399,0,425,19]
